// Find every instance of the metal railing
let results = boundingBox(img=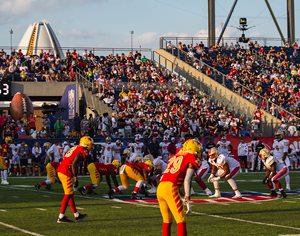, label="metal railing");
[159,36,300,49]
[0,46,153,58]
